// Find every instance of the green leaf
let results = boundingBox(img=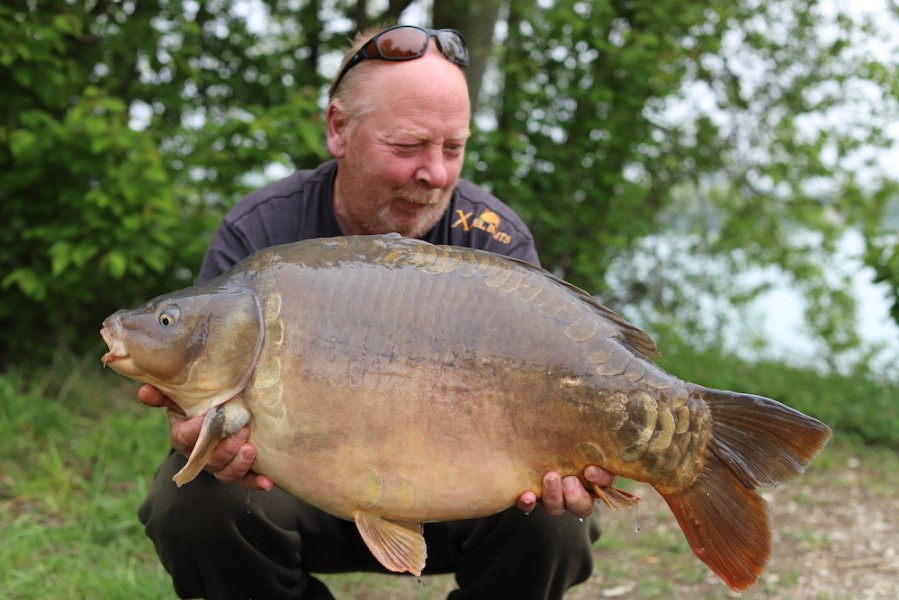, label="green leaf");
[2,268,47,300]
[72,244,99,268]
[49,241,72,275]
[104,251,127,279]
[9,129,38,158]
